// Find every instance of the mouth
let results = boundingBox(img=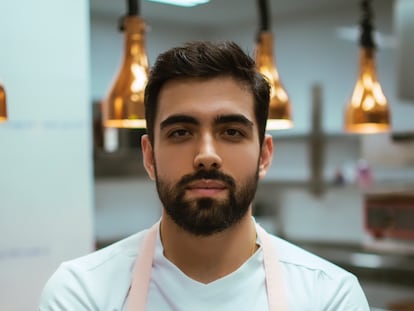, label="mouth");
[186,179,227,197]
